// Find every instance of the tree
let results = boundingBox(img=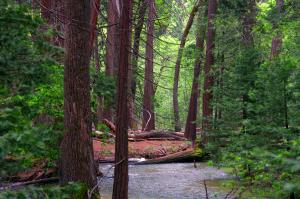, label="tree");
[269,0,288,128]
[185,3,206,141]
[40,0,65,46]
[112,0,132,198]
[104,0,120,121]
[172,1,200,132]
[131,0,148,101]
[59,0,97,193]
[88,0,100,51]
[142,0,156,131]
[270,0,284,59]
[240,0,256,120]
[129,0,148,130]
[202,0,217,137]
